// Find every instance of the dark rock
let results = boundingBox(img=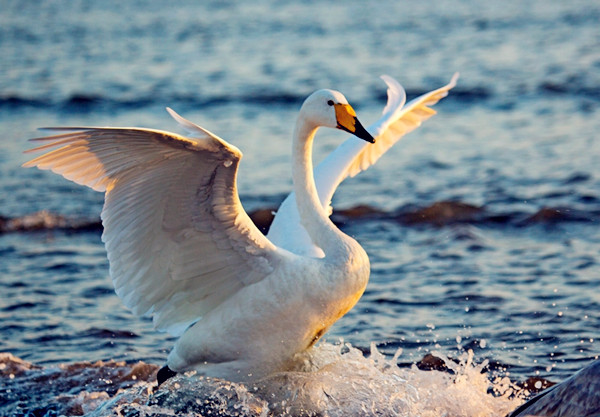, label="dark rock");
[0,352,42,376]
[248,208,275,233]
[415,353,448,371]
[336,204,385,219]
[331,204,386,226]
[516,376,555,394]
[523,207,593,224]
[0,354,159,416]
[400,201,485,226]
[0,211,102,234]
